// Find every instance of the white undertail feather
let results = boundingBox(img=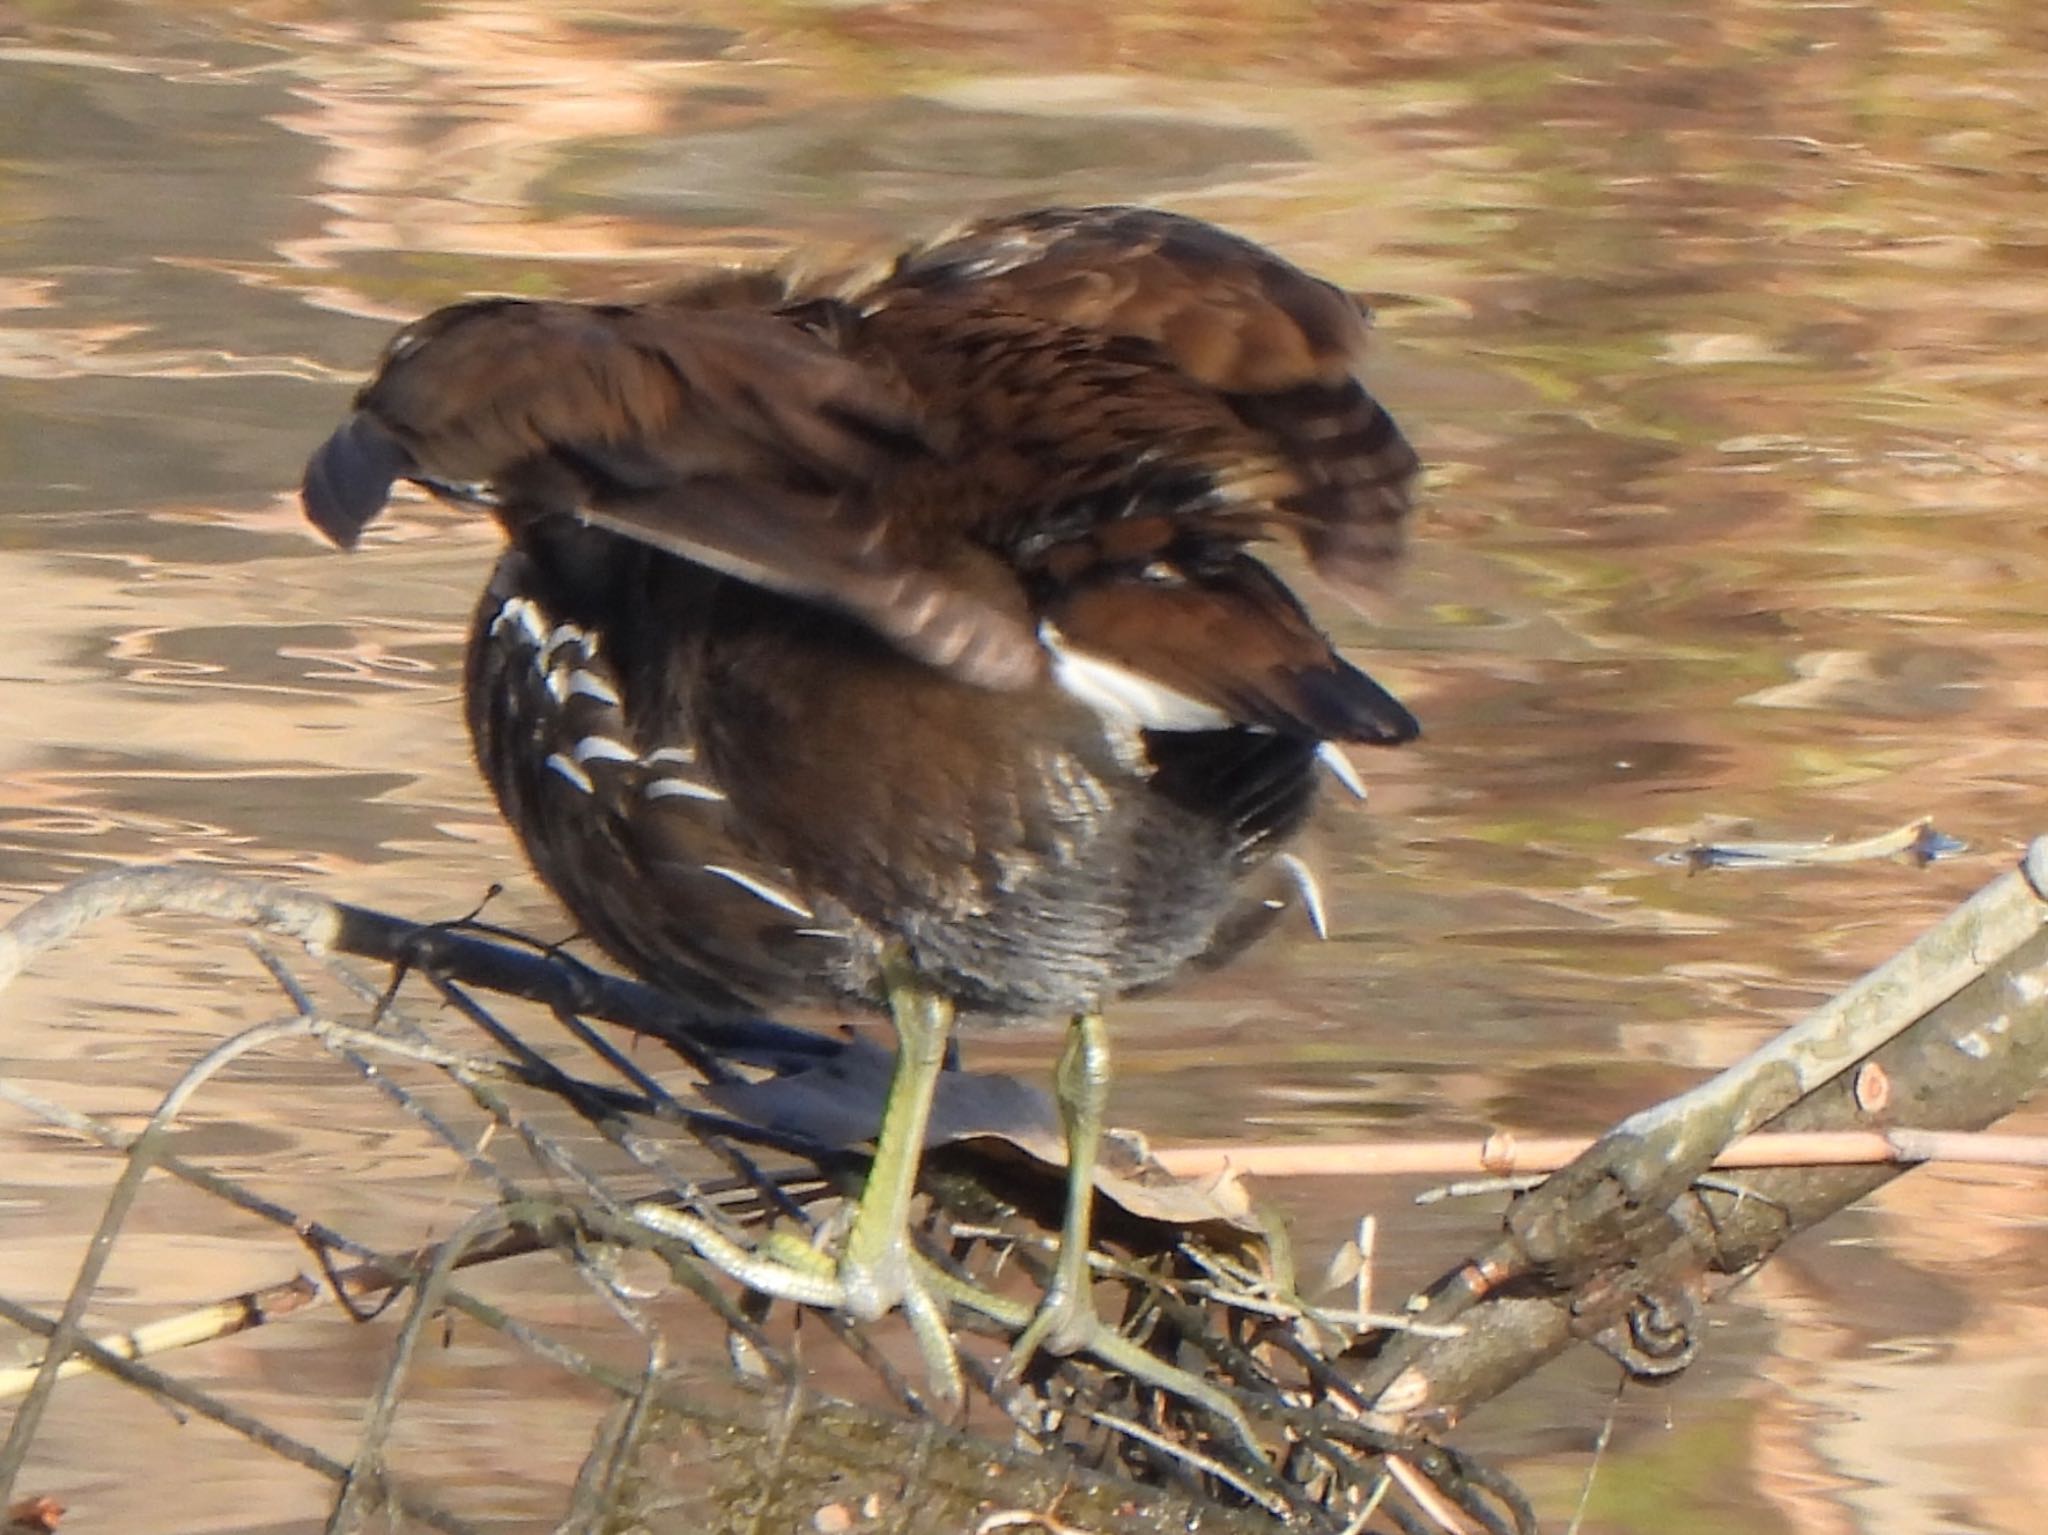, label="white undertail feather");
[1317,741,1368,800]
[1277,853,1329,940]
